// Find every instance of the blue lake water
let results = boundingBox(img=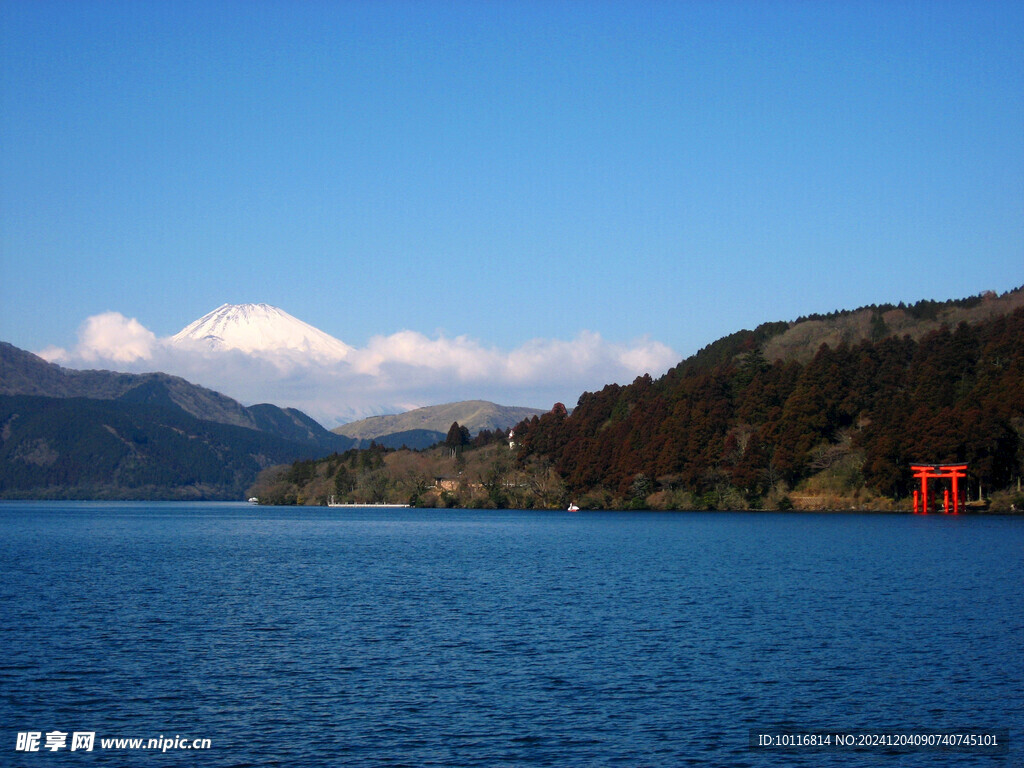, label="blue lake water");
[1,502,1021,766]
